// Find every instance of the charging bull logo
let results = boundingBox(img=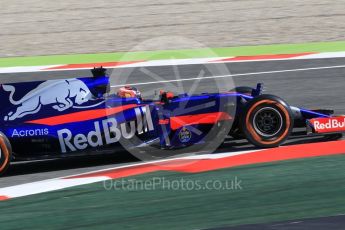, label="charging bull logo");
[3,79,93,121]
